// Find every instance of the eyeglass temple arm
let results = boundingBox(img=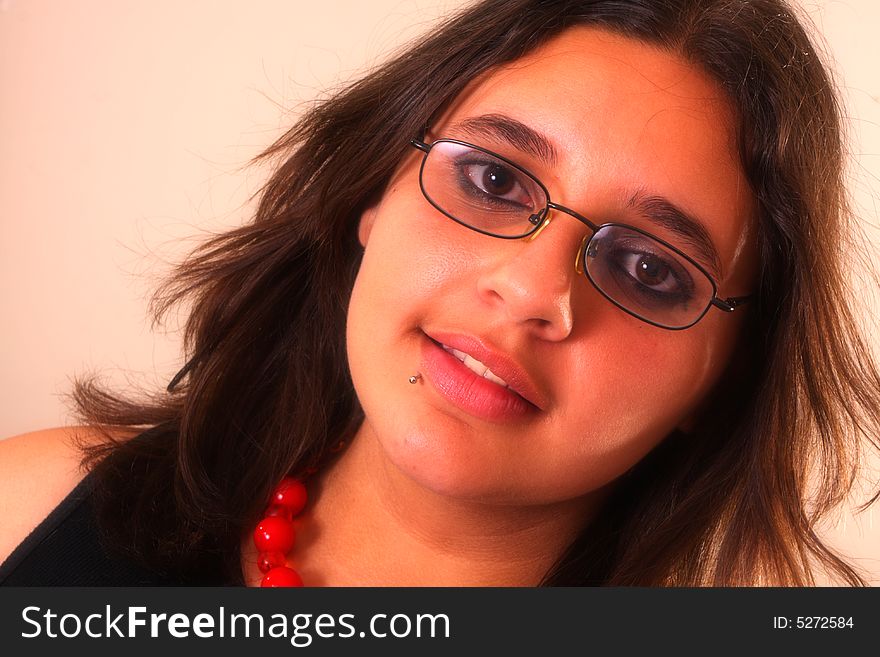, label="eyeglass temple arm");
[712,295,754,313]
[411,138,430,152]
